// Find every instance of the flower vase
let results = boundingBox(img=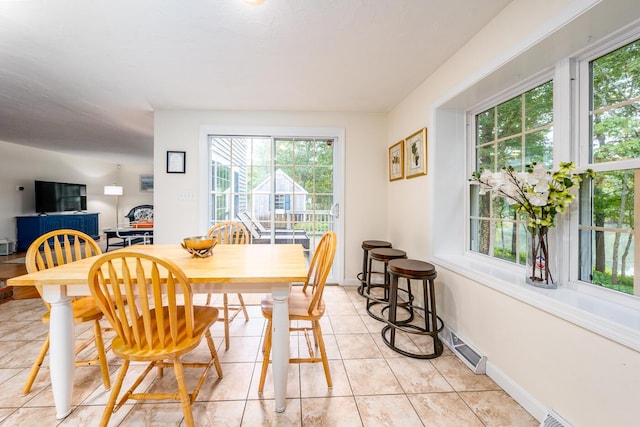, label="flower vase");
[526,226,557,289]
